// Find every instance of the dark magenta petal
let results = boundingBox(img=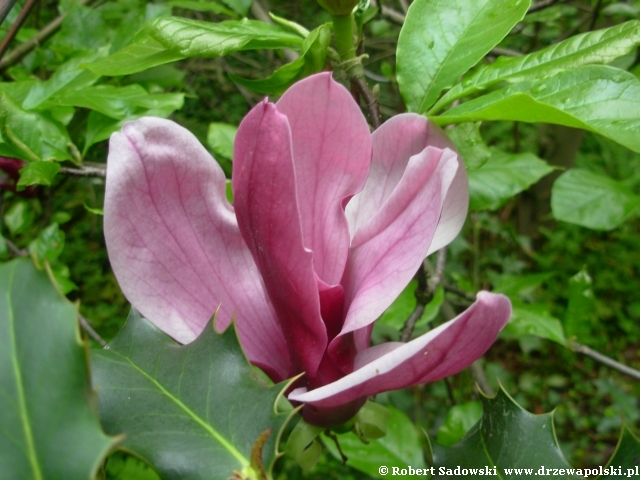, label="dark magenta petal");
[233,101,327,377]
